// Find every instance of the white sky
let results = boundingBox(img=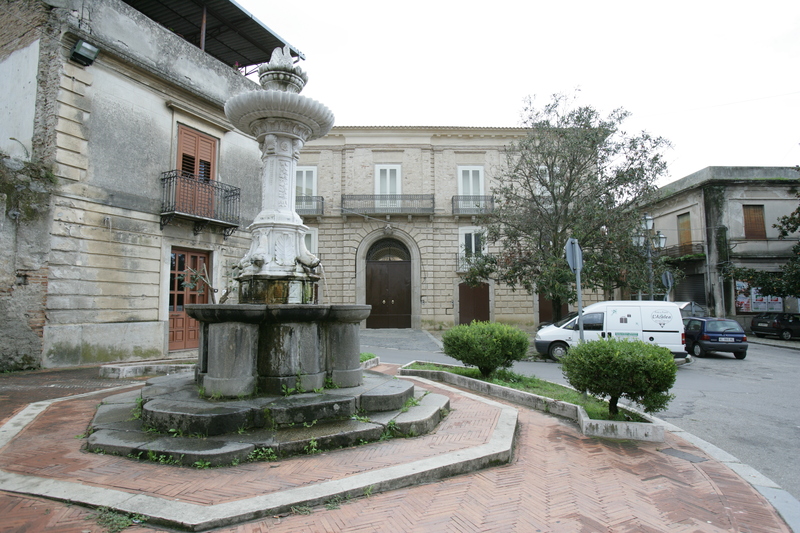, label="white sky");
[240,0,800,185]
